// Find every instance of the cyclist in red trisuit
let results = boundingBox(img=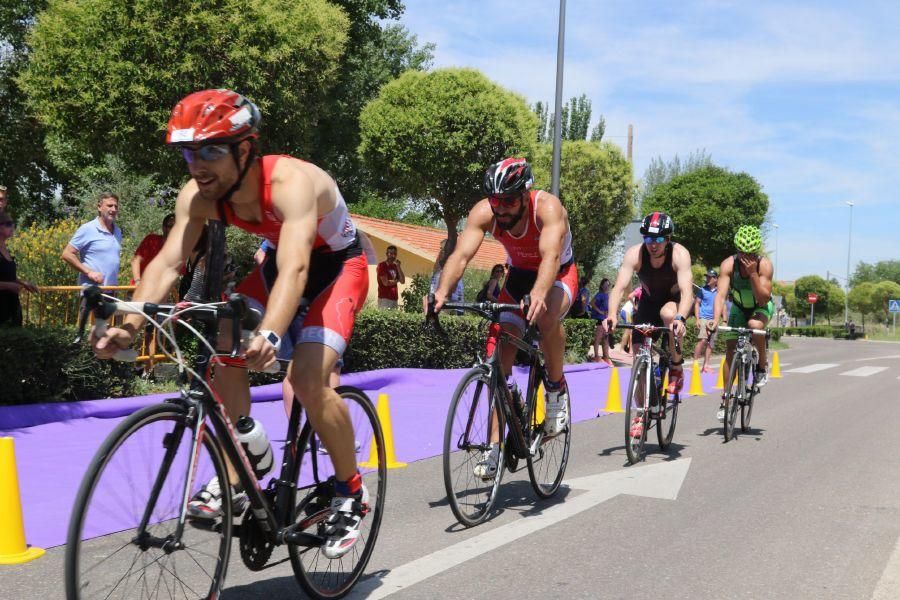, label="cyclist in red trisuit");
[92,89,369,559]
